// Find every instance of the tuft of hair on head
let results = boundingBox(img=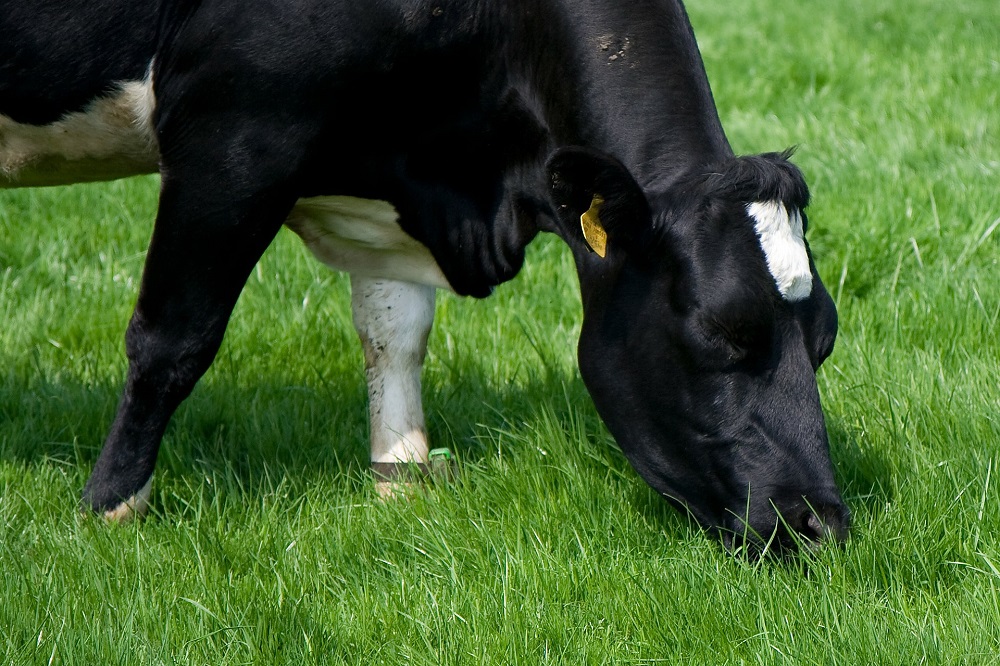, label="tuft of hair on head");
[702,149,810,213]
